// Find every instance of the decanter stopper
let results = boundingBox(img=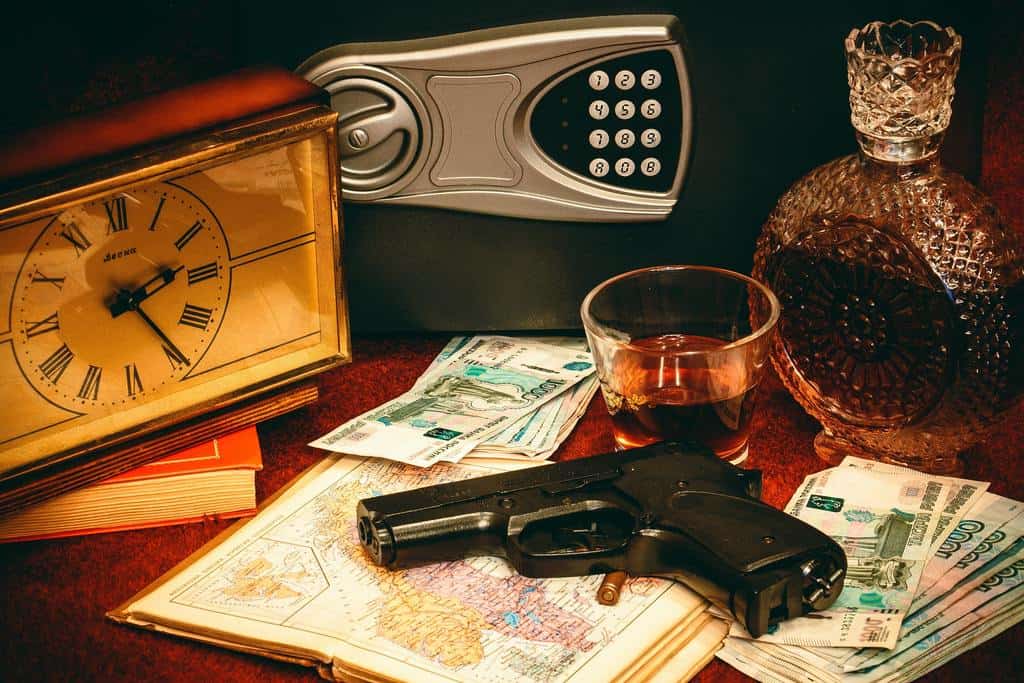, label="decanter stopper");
[846,20,961,163]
